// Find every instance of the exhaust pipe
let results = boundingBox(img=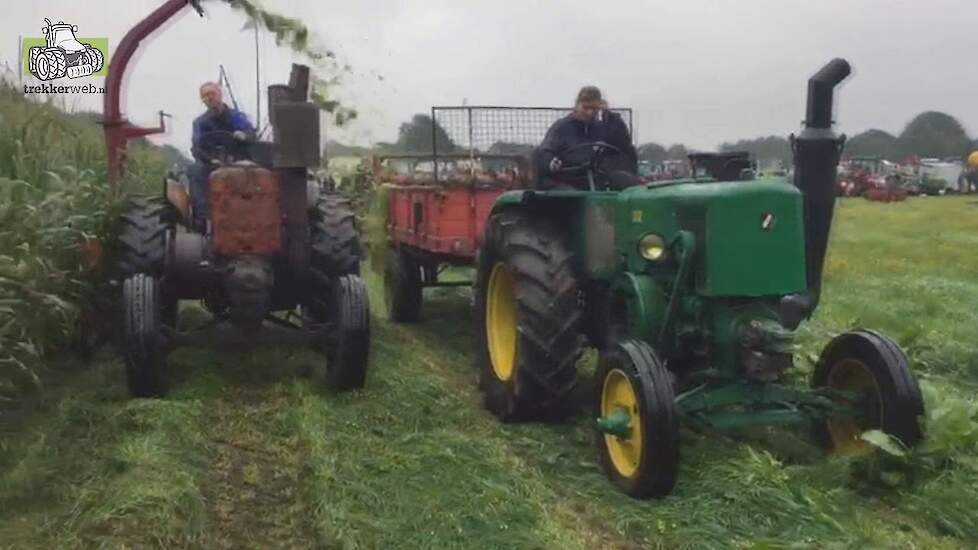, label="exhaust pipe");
[781,58,851,330]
